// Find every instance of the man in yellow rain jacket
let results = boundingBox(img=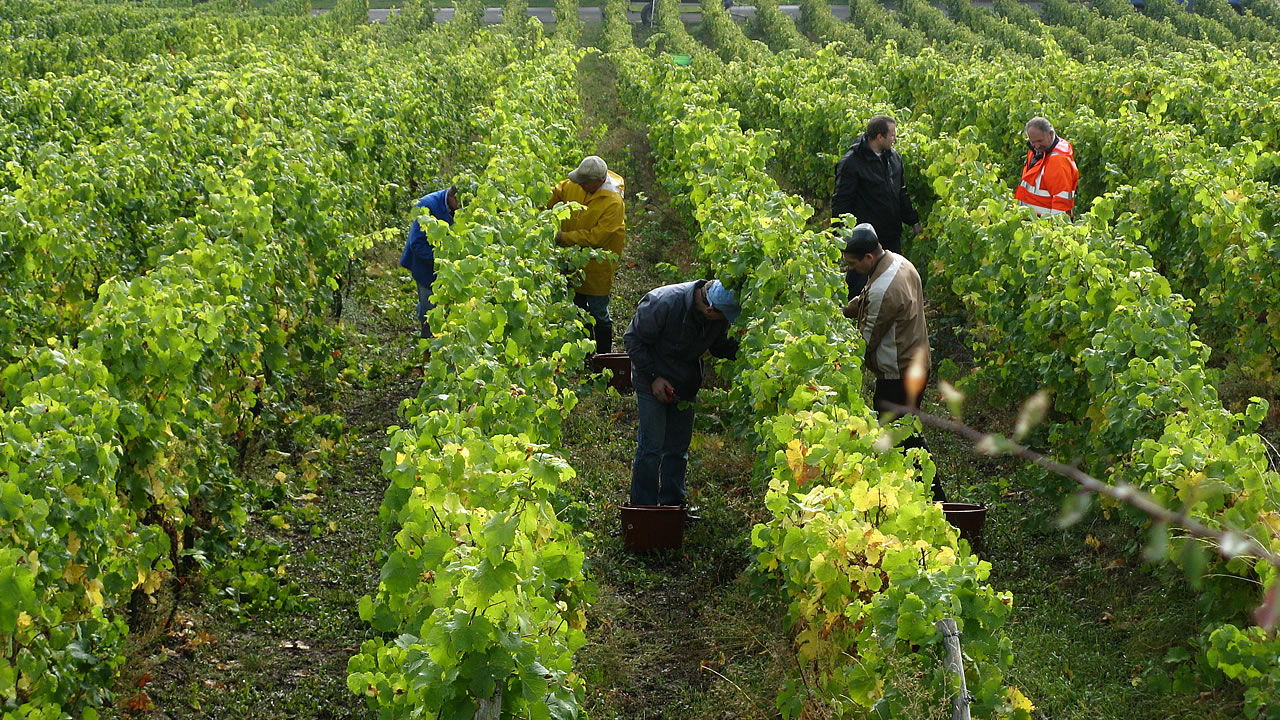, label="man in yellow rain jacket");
[550,155,625,354]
